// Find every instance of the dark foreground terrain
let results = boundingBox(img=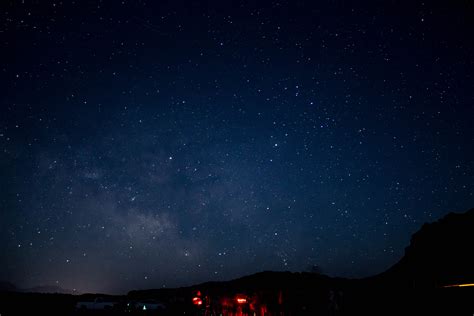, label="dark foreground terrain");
[1,208,473,316]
